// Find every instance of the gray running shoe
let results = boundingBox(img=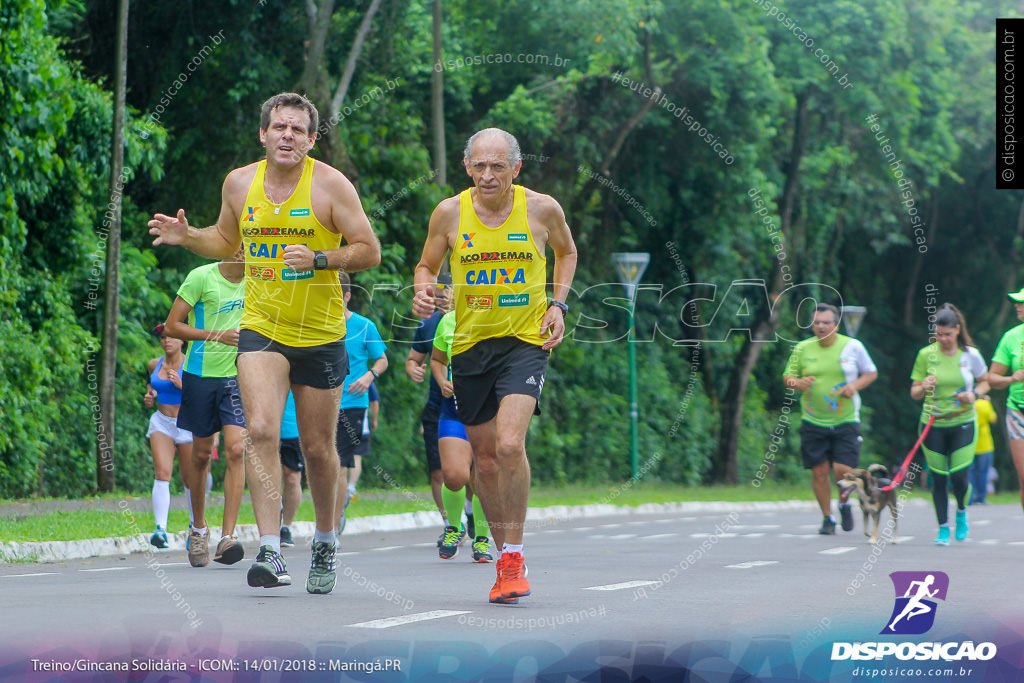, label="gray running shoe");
[213,535,244,565]
[306,542,337,594]
[188,529,210,567]
[247,545,291,588]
